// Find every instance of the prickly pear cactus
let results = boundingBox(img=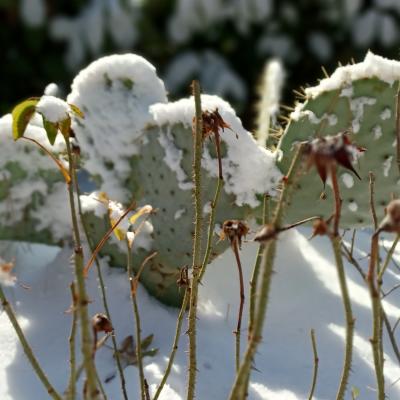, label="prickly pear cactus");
[278,52,400,227]
[0,54,281,306]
